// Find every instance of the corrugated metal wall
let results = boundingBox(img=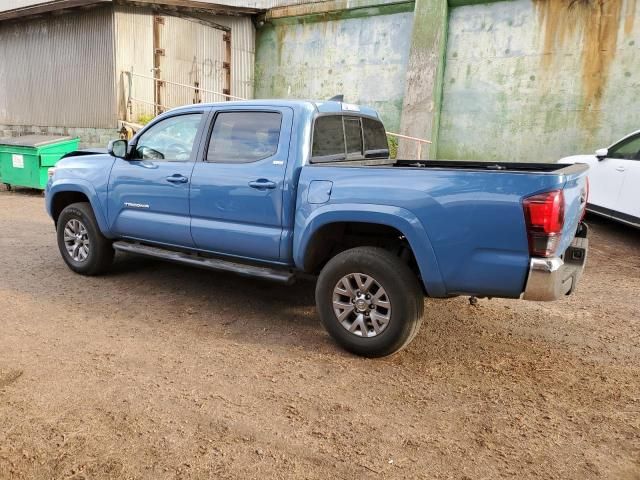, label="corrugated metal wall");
[208,15,255,101]
[161,15,229,107]
[114,5,154,121]
[114,6,255,123]
[0,6,116,128]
